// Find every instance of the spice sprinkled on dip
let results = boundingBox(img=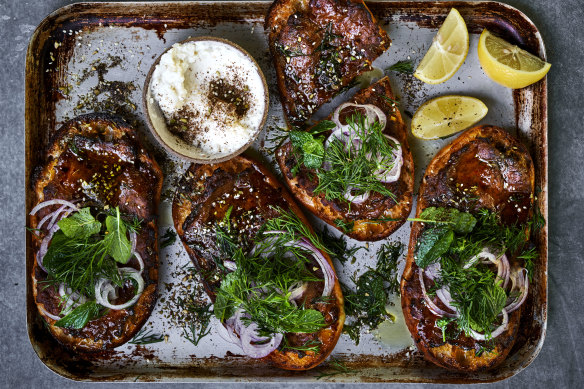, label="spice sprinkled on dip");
[147,38,267,160]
